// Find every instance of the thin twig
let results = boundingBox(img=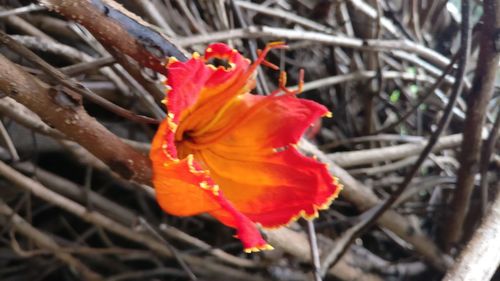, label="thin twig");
[374,52,461,134]
[479,104,500,215]
[0,199,103,281]
[0,120,20,162]
[177,26,450,68]
[235,0,334,33]
[329,134,462,168]
[60,56,116,76]
[306,220,322,281]
[0,4,46,18]
[137,218,198,281]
